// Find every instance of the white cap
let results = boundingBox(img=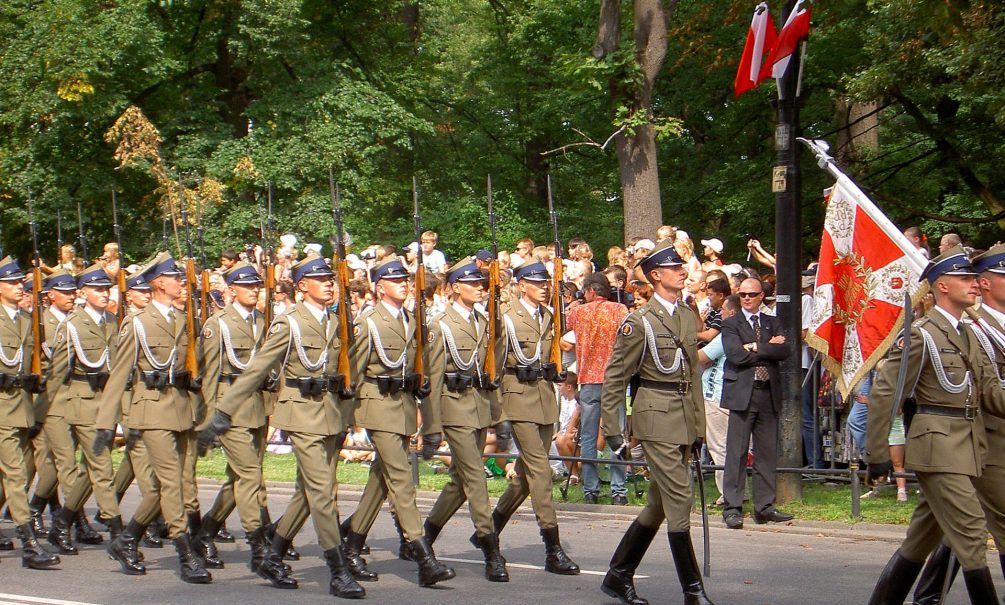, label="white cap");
[405,242,419,253]
[303,243,322,256]
[280,233,298,248]
[634,239,656,251]
[701,238,724,254]
[722,263,743,276]
[675,230,689,242]
[510,255,526,269]
[346,254,367,271]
